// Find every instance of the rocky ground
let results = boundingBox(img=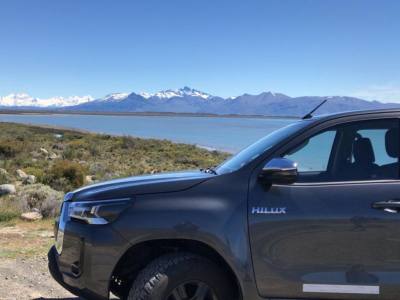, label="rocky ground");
[0,256,77,300]
[0,220,77,300]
